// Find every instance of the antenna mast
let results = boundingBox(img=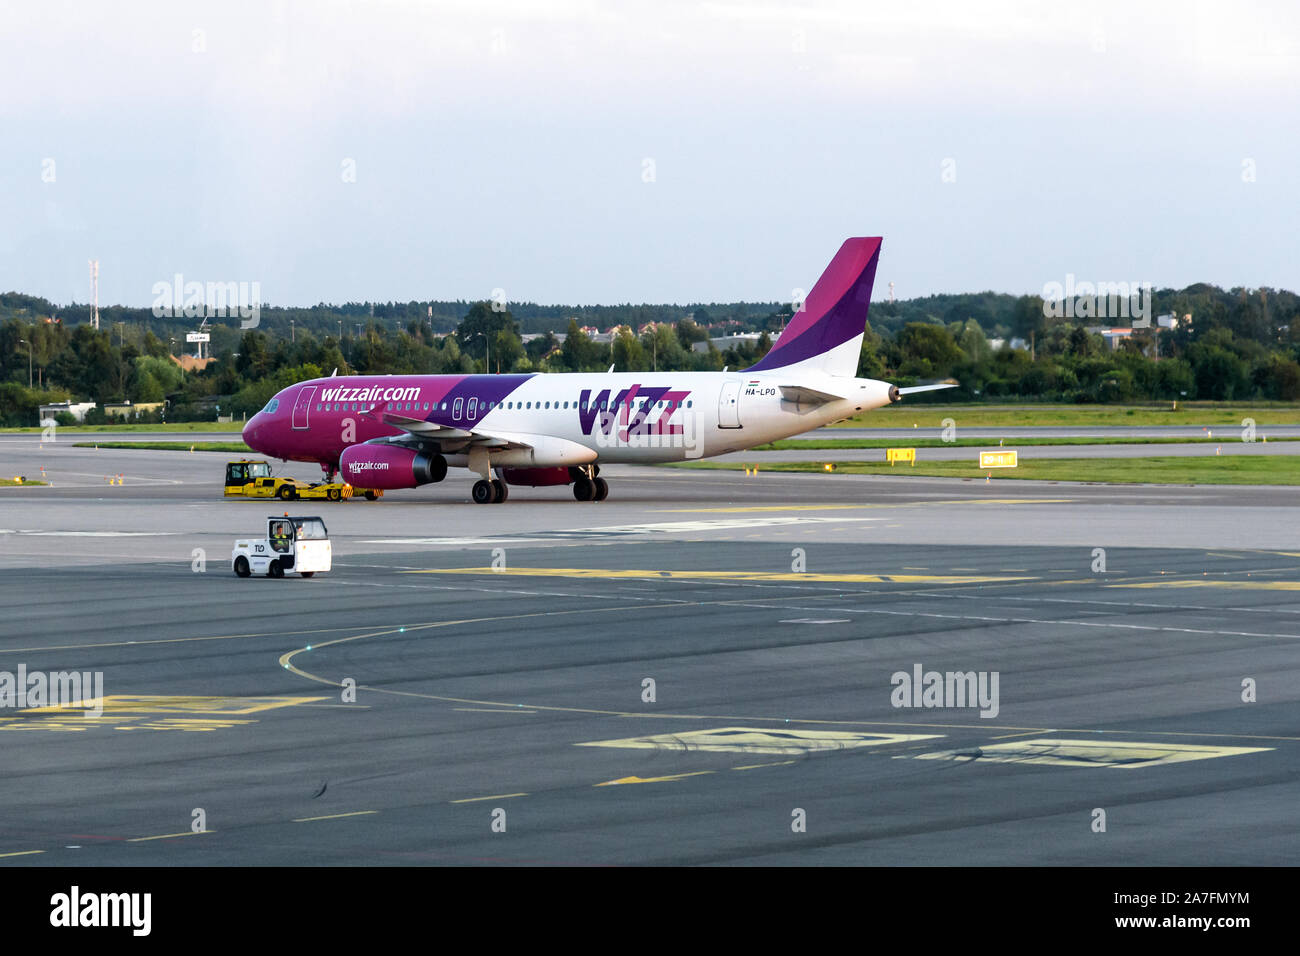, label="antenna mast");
[89,259,100,329]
